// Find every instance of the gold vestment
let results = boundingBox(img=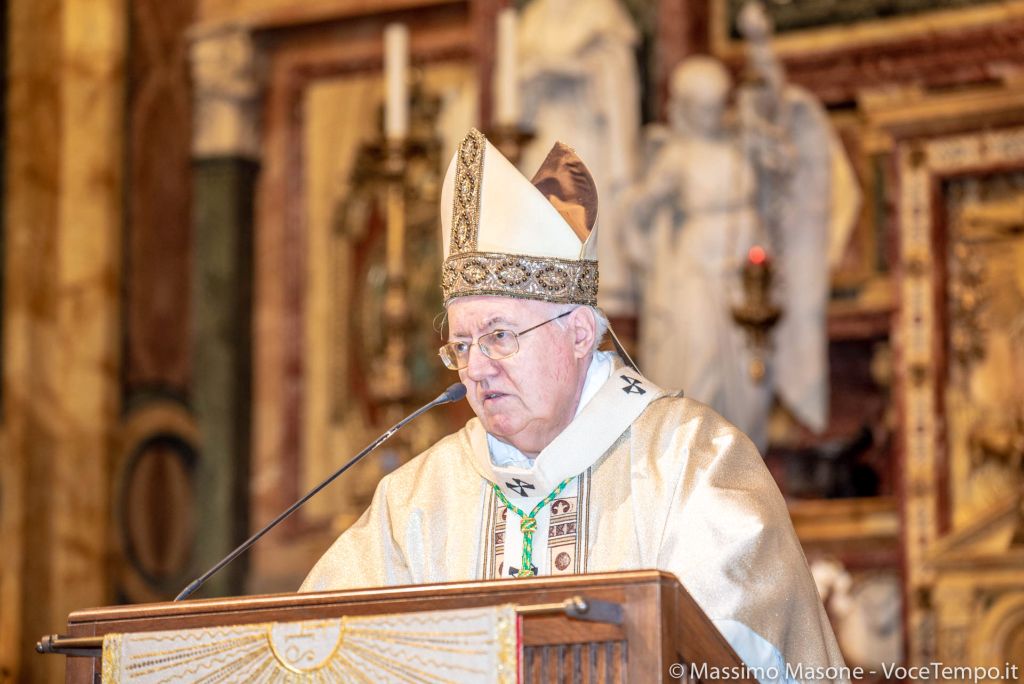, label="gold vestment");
[301,363,845,675]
